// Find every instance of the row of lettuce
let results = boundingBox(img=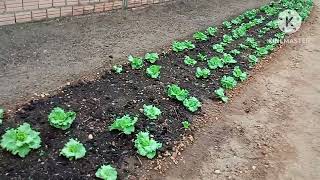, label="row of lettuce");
[0,0,313,179]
